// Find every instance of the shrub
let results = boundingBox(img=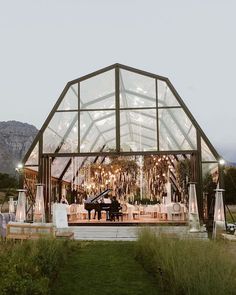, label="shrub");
[136,228,236,295]
[0,239,74,295]
[0,173,18,189]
